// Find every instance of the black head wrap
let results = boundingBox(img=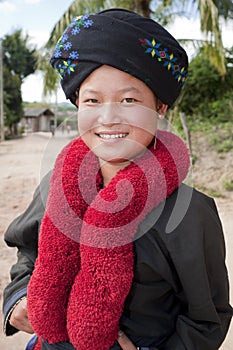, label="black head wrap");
[50,8,188,107]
